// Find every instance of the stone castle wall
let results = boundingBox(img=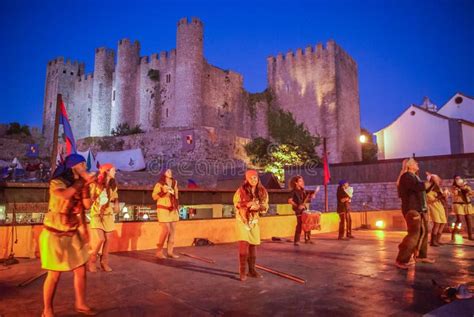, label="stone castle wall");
[43,17,362,164]
[267,41,361,163]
